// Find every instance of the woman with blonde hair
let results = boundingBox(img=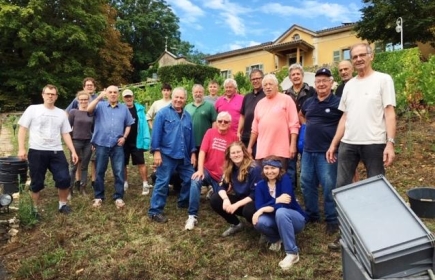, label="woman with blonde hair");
[210,141,262,237]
